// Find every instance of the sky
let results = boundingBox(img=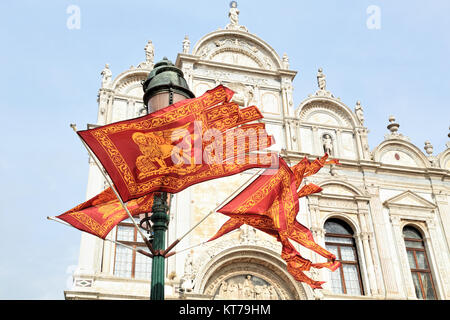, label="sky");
[0,0,449,300]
